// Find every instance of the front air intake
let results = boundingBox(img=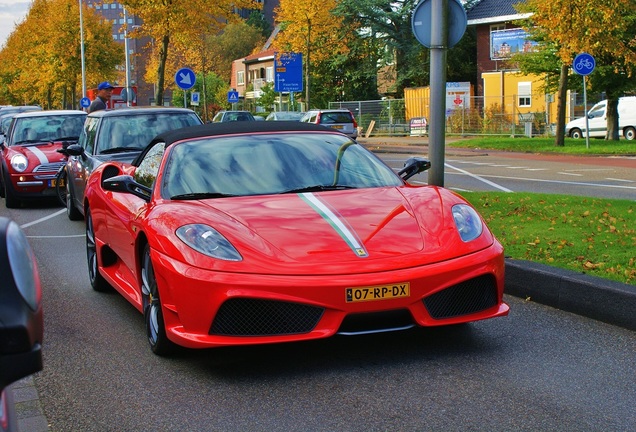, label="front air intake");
[423,274,498,319]
[210,298,324,336]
